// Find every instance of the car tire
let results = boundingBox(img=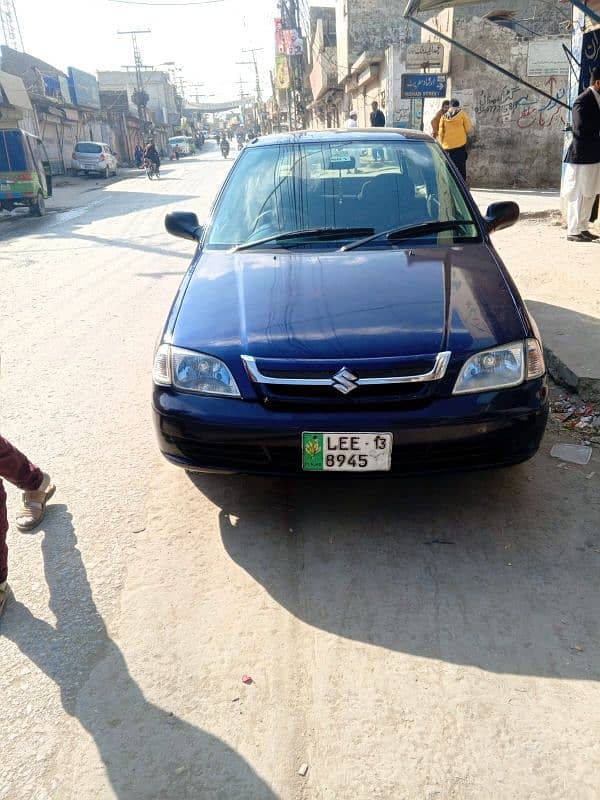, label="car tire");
[29,192,45,217]
[103,167,109,179]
